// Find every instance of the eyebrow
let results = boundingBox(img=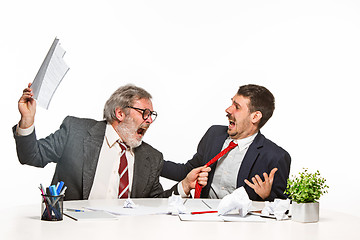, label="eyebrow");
[231,98,241,108]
